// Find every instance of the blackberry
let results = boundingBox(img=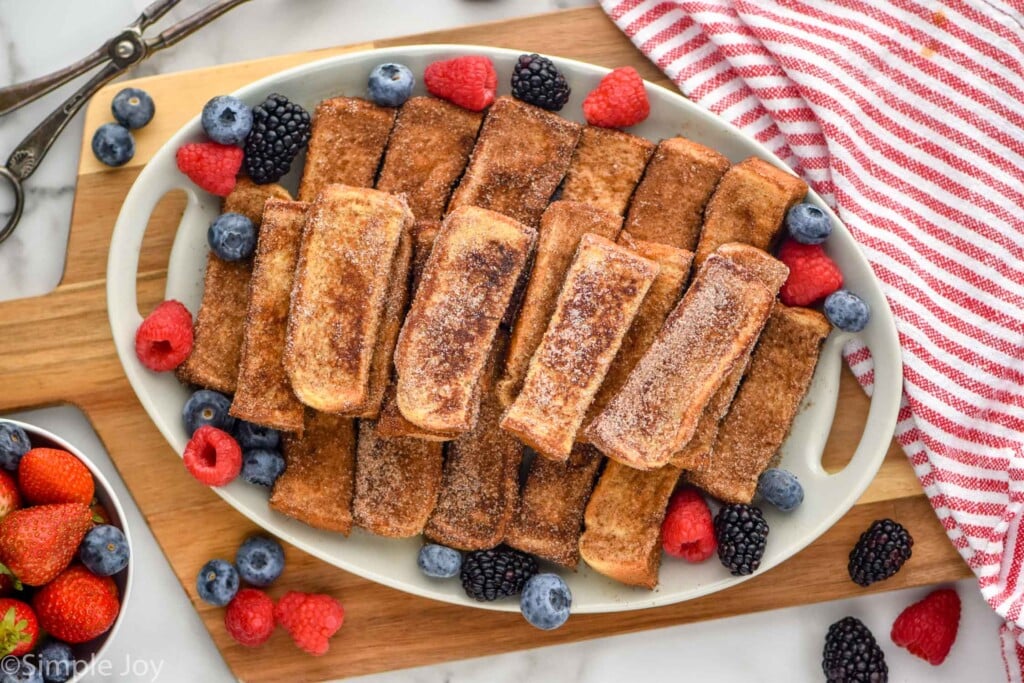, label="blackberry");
[822,616,888,682]
[848,518,913,586]
[243,93,311,184]
[714,503,769,576]
[461,546,538,601]
[510,54,571,111]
